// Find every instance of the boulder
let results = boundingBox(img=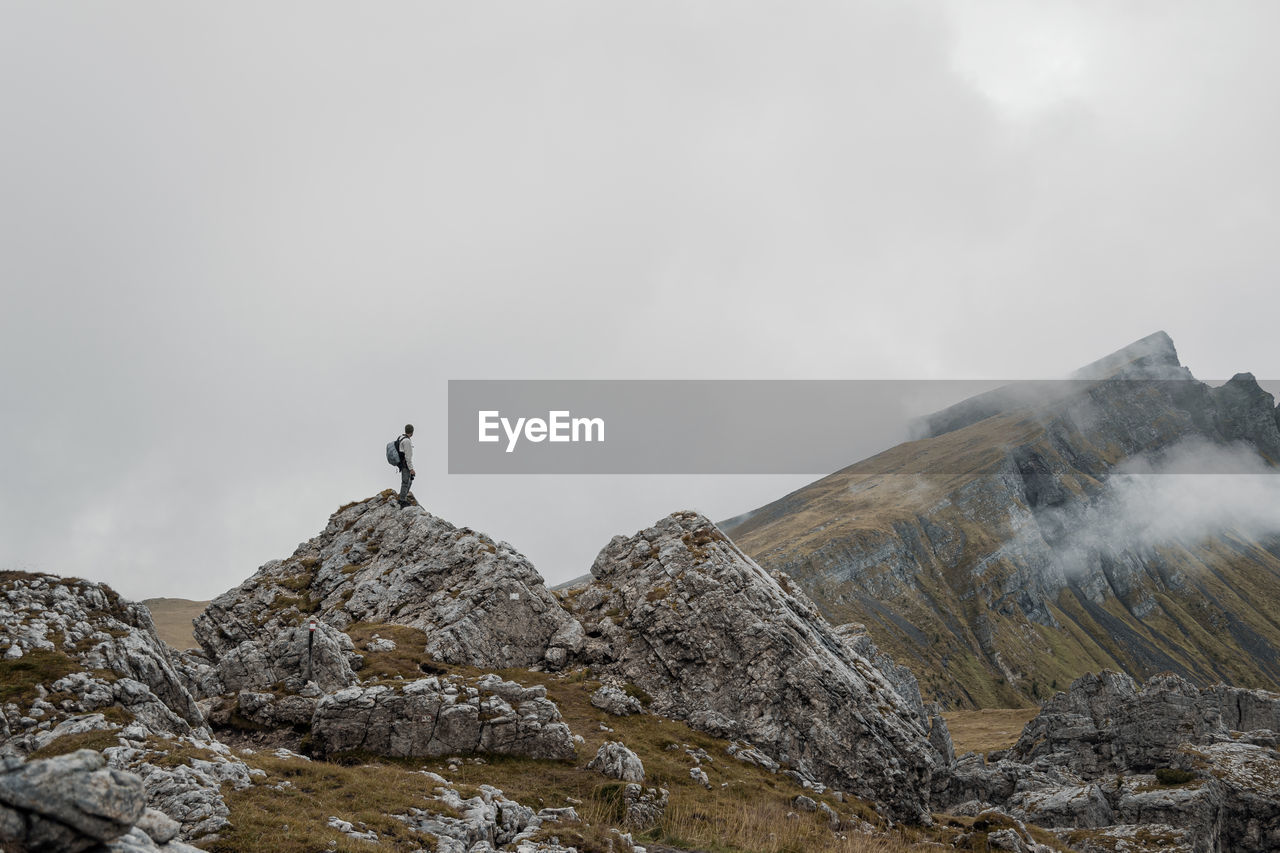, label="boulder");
[622,783,667,829]
[0,749,145,852]
[569,511,941,822]
[589,685,643,717]
[587,741,645,783]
